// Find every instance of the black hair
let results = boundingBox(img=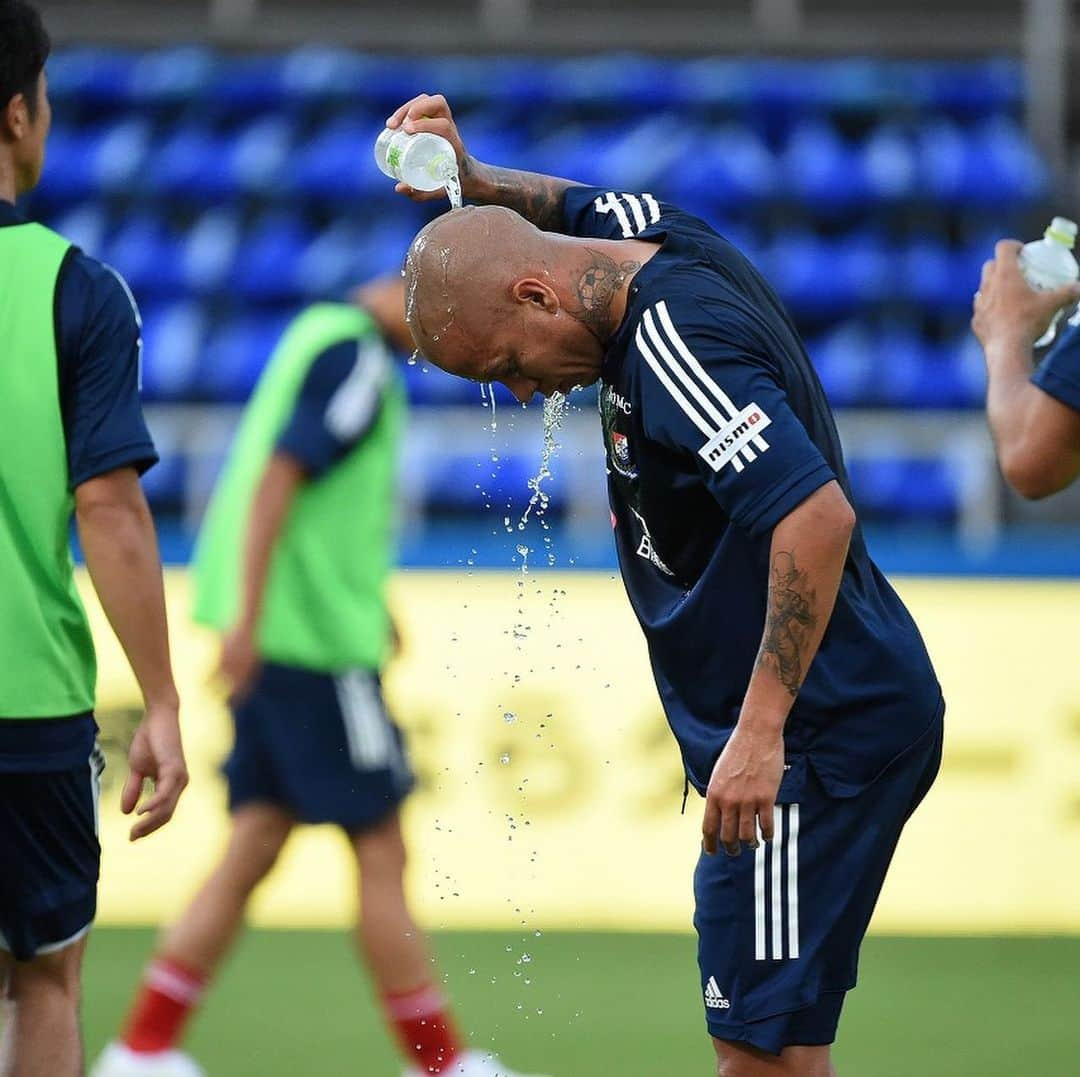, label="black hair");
[0,1,50,121]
